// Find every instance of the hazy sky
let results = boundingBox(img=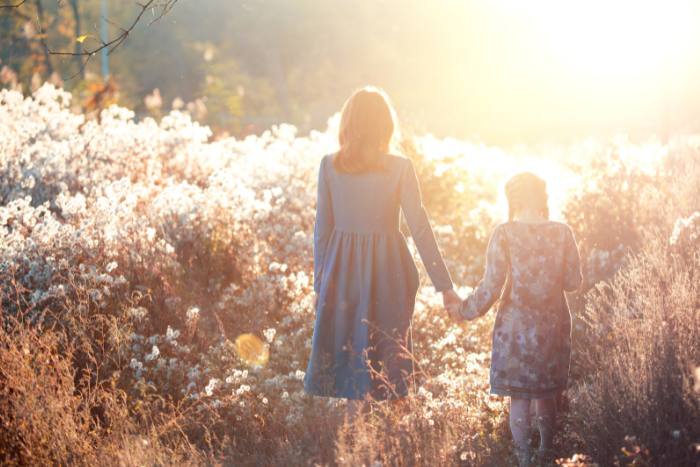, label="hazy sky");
[385,0,700,144]
[101,0,700,145]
